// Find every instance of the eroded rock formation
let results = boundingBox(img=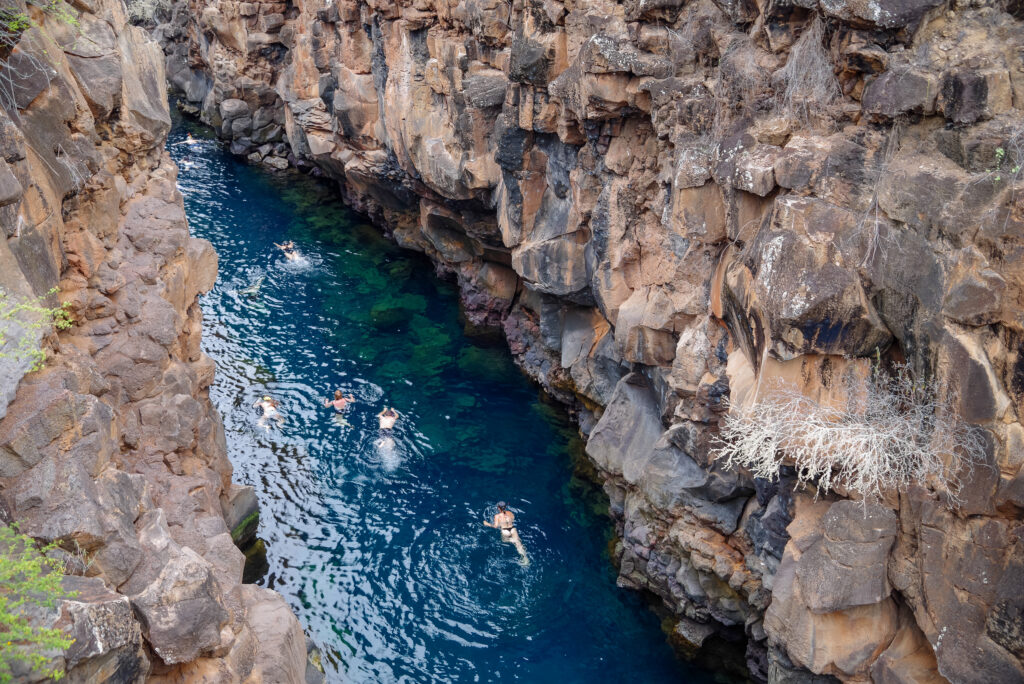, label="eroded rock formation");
[154,0,1024,680]
[0,0,310,679]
